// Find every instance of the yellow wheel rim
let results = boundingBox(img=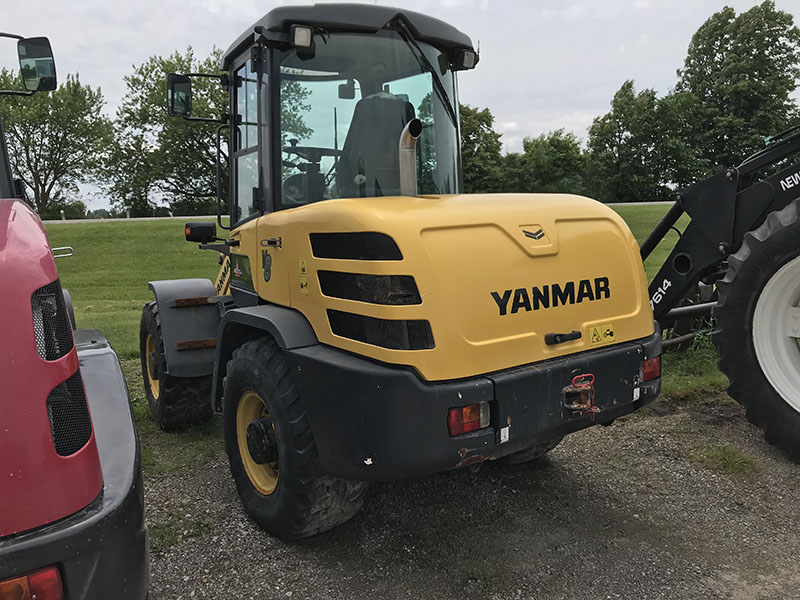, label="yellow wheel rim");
[145,334,160,398]
[236,391,279,495]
